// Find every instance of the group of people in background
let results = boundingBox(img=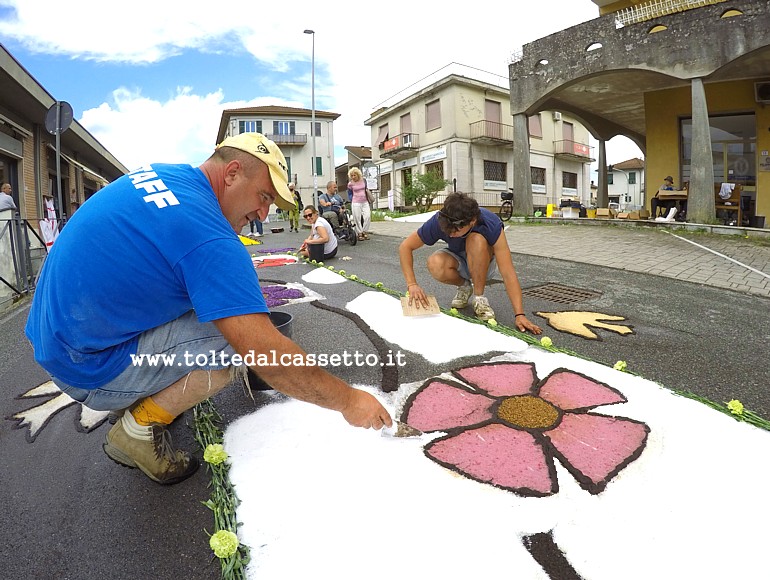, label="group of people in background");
[290,166,373,245]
